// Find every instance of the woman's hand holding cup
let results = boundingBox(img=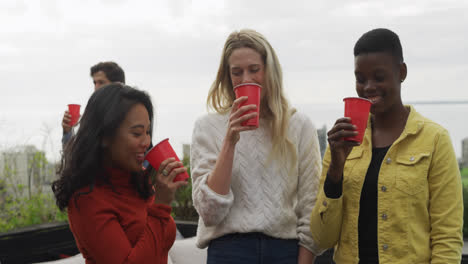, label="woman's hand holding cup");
[153,157,188,205]
[327,117,360,183]
[225,96,258,146]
